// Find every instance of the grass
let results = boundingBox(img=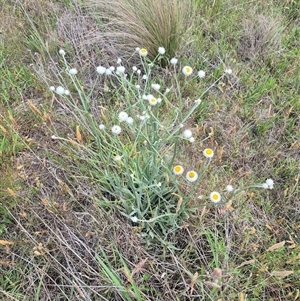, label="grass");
[0,0,299,300]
